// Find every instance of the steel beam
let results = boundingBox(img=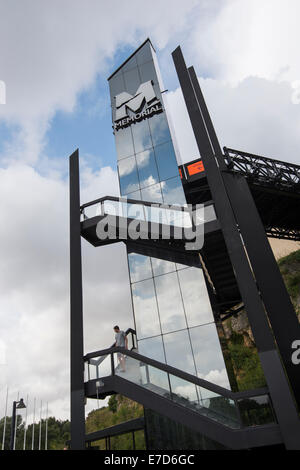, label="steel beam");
[172,46,300,449]
[69,149,85,450]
